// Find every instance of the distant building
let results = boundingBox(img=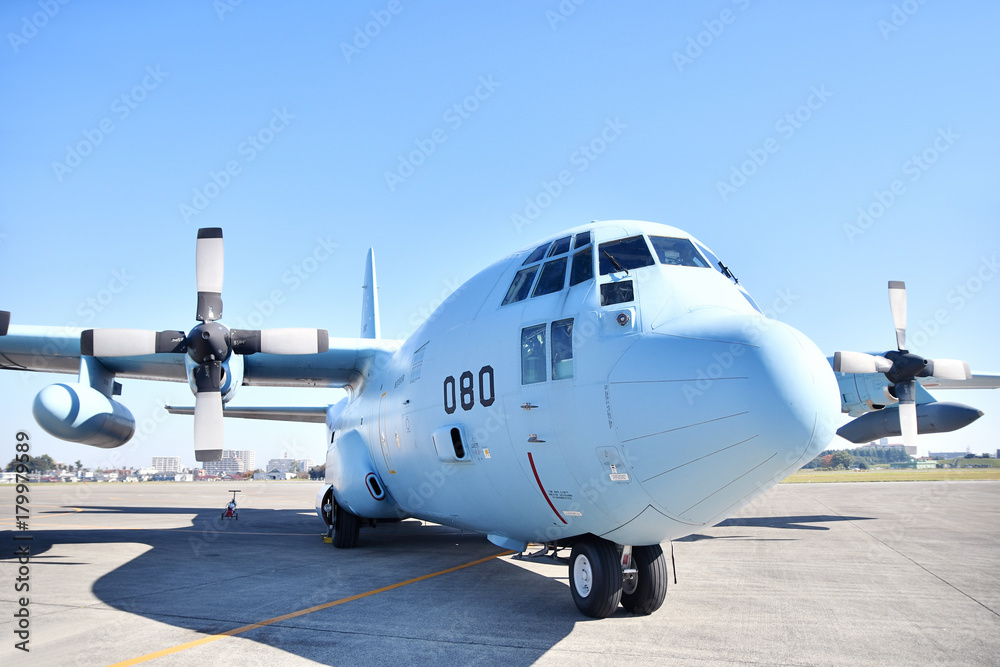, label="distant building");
[202,450,256,476]
[266,458,314,474]
[152,456,182,473]
[254,471,297,480]
[929,452,970,460]
[890,459,937,469]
